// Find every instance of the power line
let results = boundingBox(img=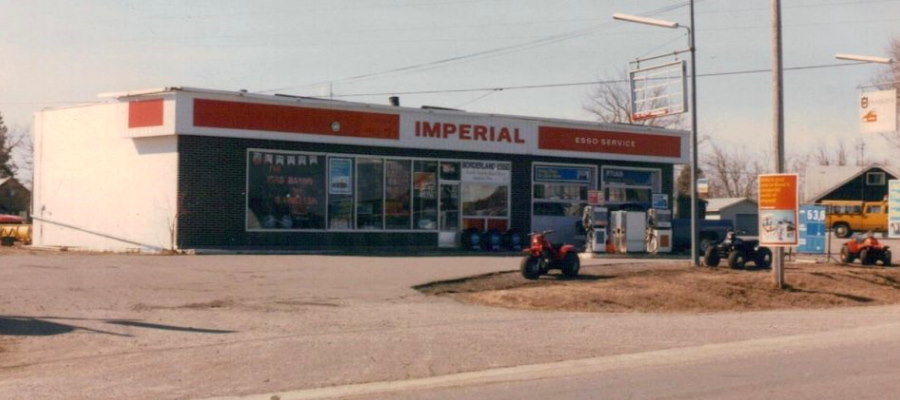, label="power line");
[255,1,699,94]
[327,61,868,98]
